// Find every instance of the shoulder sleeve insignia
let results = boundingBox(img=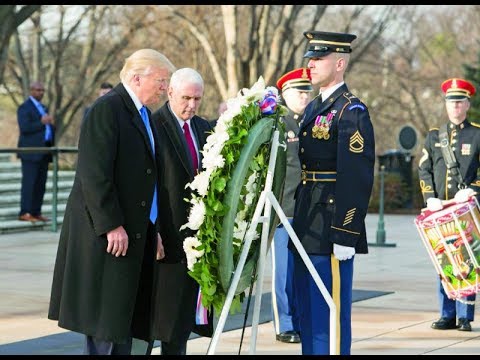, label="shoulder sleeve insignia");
[349,130,364,153]
[347,103,366,111]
